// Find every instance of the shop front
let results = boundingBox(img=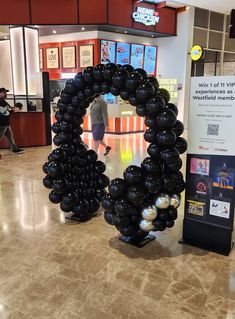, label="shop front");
[0,0,193,147]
